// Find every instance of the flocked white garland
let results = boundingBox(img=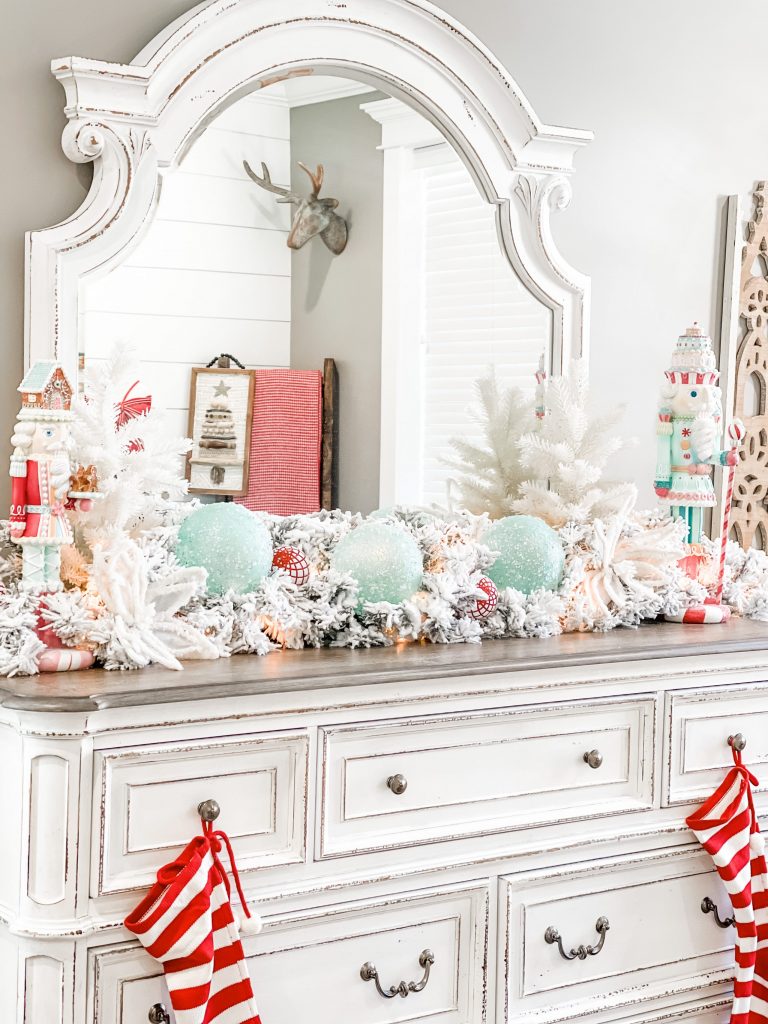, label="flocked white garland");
[1,347,766,677]
[1,501,767,677]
